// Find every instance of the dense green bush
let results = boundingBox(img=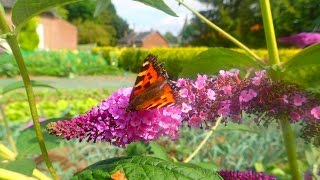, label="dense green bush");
[0,50,123,77]
[18,18,40,50]
[93,47,300,79]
